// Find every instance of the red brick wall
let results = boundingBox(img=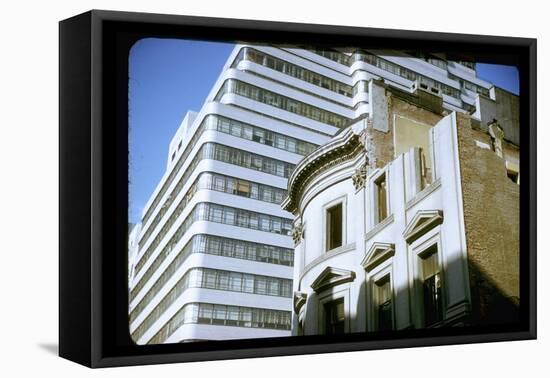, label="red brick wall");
[456,114,520,325]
